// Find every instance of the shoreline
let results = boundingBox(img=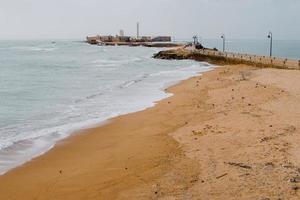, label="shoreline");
[0,47,212,176]
[2,60,300,199]
[0,66,208,199]
[0,70,211,177]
